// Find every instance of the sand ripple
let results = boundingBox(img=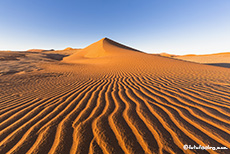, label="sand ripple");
[0,38,230,154]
